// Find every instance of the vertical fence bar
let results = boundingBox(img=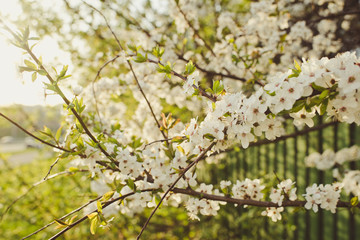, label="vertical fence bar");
[283,122,287,179]
[294,126,298,240]
[349,123,356,240]
[305,132,311,240]
[243,149,247,178]
[265,145,270,173]
[282,123,288,239]
[317,117,324,240]
[274,142,278,174]
[333,122,338,240]
[257,146,261,175]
